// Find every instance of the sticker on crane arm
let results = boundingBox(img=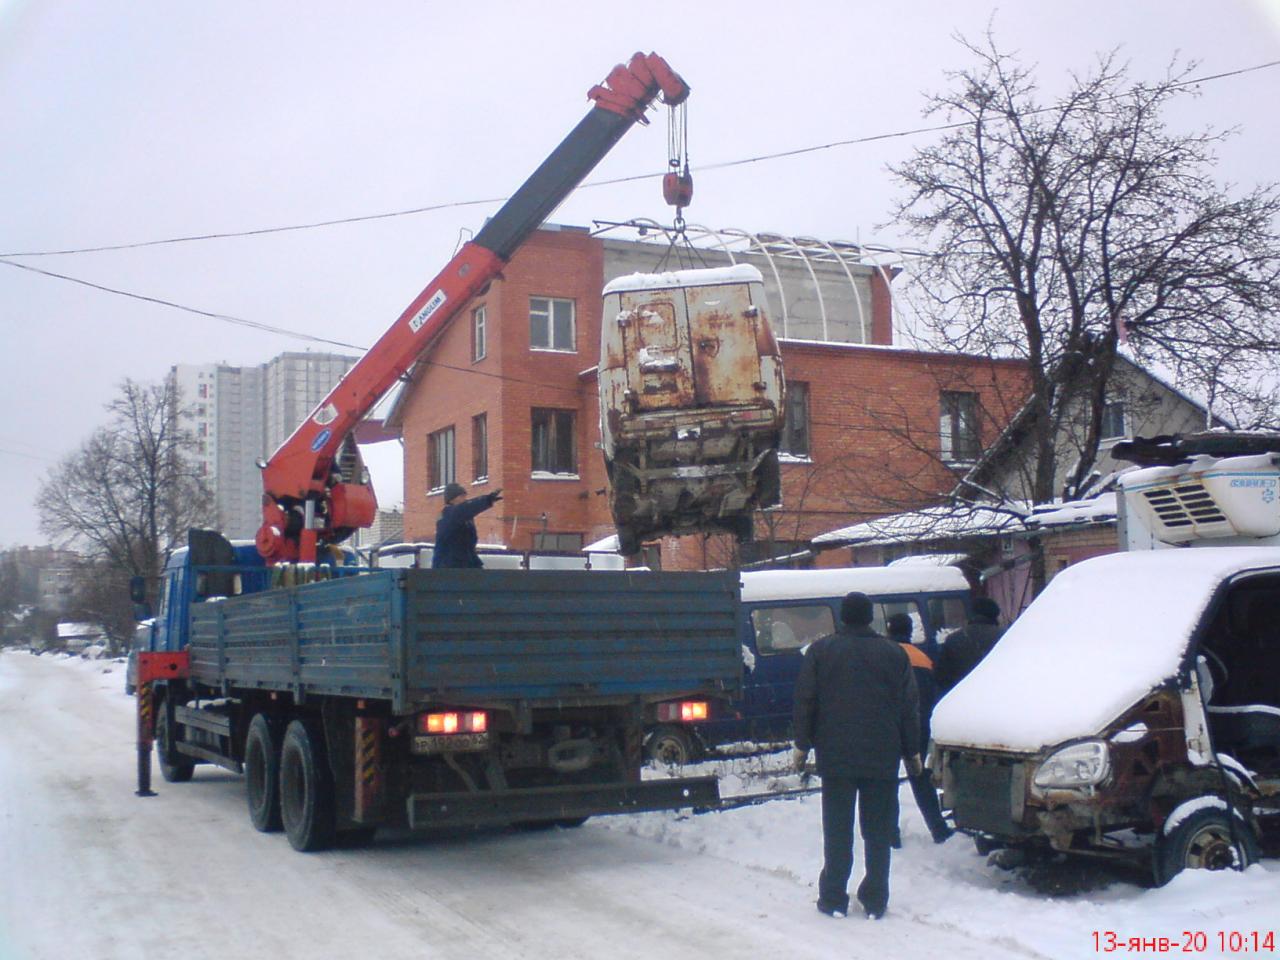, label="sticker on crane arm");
[311,428,332,452]
[409,289,448,333]
[311,403,339,426]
